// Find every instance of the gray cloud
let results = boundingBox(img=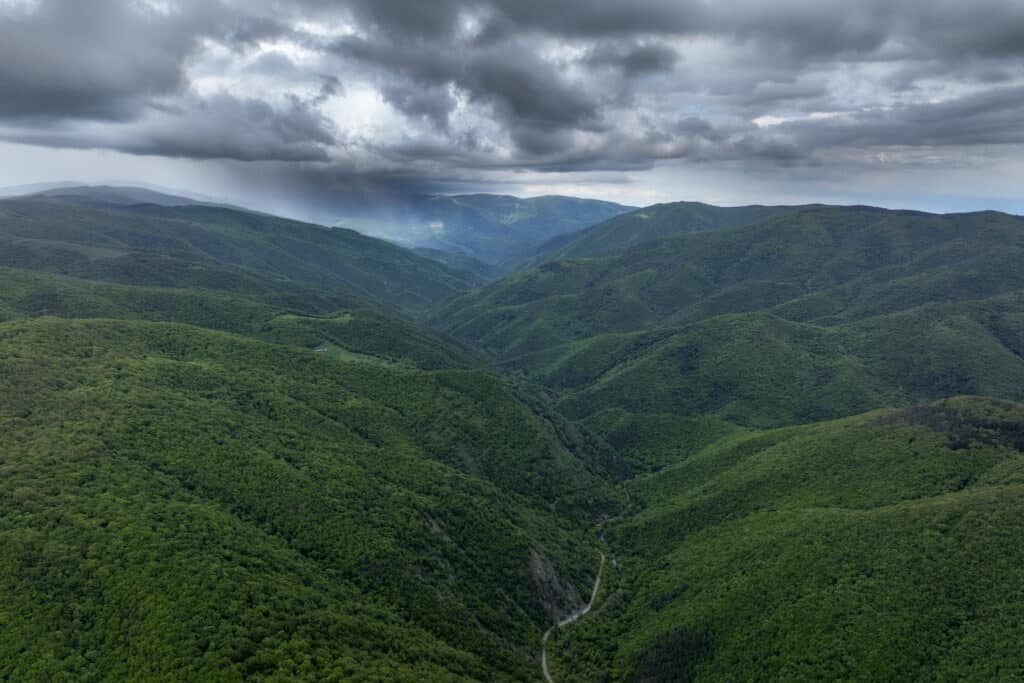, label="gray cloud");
[2,0,1024,205]
[0,0,290,120]
[2,91,337,162]
[332,35,604,130]
[131,92,337,161]
[0,0,193,120]
[379,81,457,130]
[584,42,679,78]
